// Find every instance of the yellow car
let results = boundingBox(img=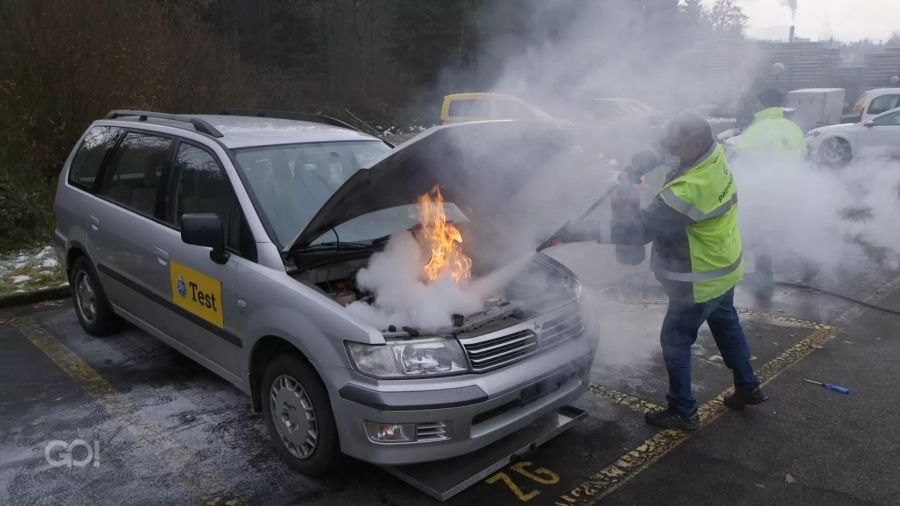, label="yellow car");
[440,93,564,124]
